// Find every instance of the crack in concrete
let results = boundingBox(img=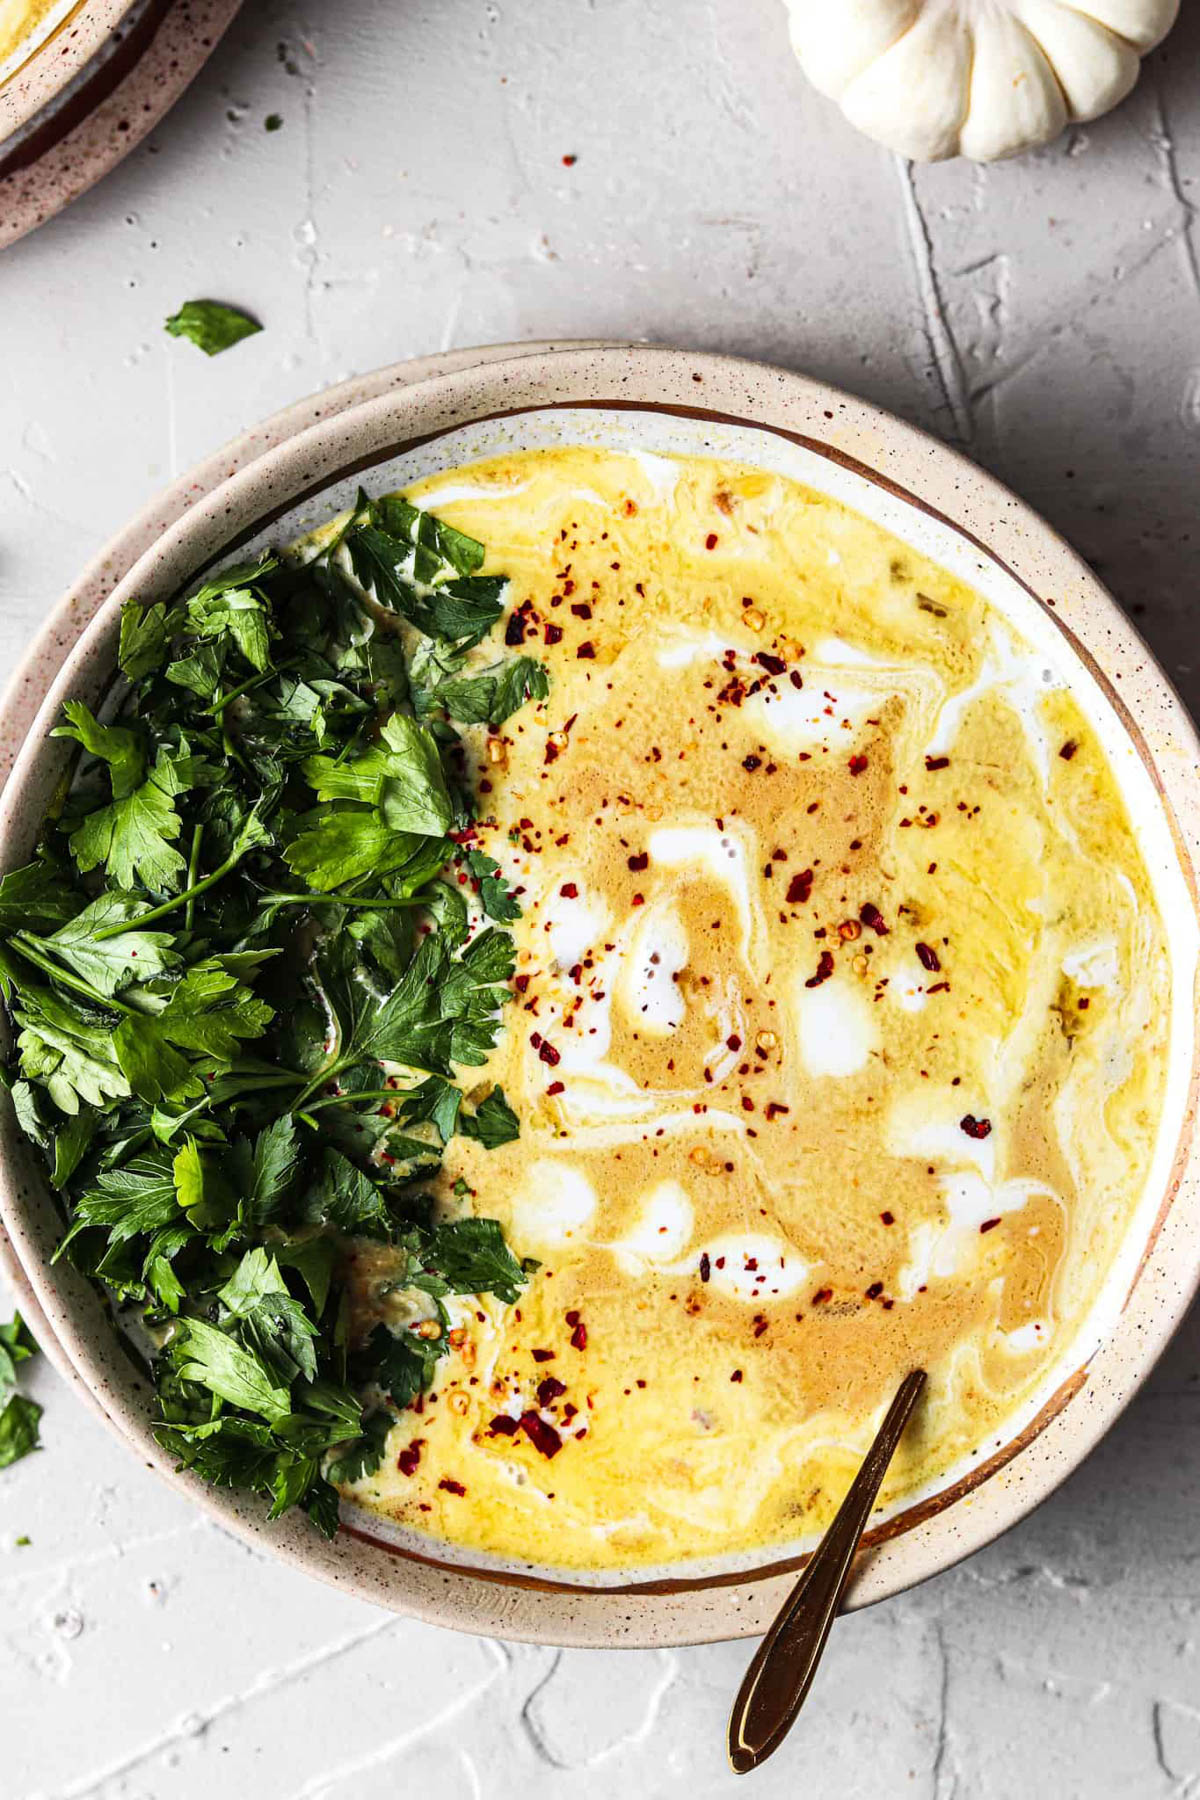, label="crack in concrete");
[60,1614,399,1800]
[967,204,1193,406]
[291,1645,505,1800]
[1151,79,1200,327]
[930,1619,957,1800]
[893,154,973,446]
